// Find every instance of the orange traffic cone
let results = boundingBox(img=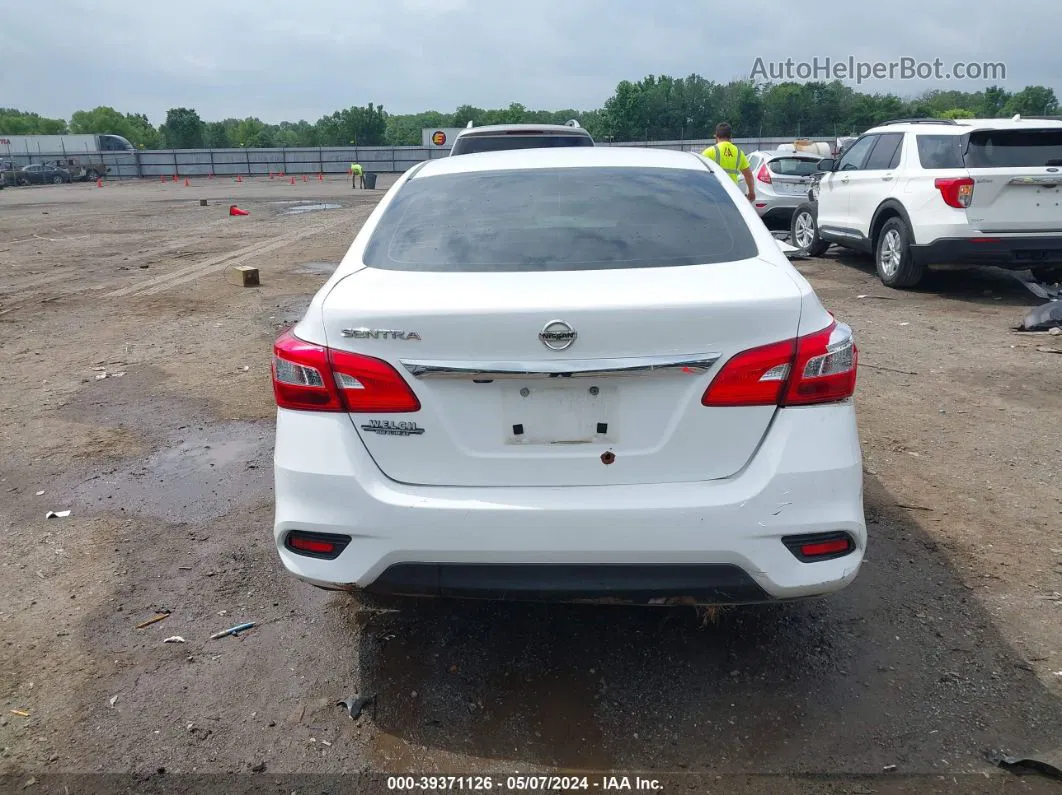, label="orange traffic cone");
[290,176,295,185]
[172,174,178,182]
[229,205,249,216]
[96,178,103,188]
[159,175,165,183]
[318,173,324,181]
[184,178,190,187]
[302,174,308,182]
[269,172,274,179]
[236,175,242,183]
